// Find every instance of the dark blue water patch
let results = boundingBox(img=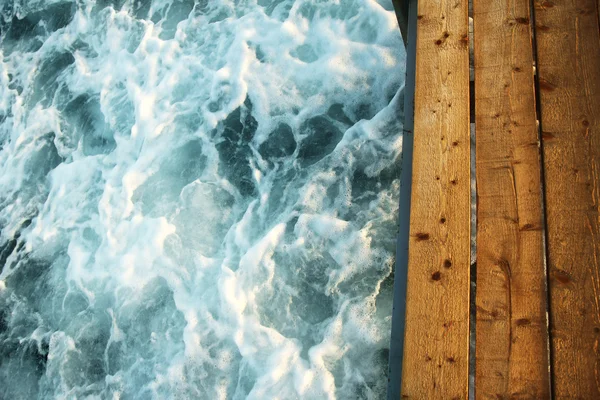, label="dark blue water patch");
[42,2,76,33]
[248,42,266,63]
[290,44,318,63]
[26,132,63,182]
[0,218,32,274]
[7,72,23,95]
[327,103,355,126]
[2,11,39,45]
[0,286,57,399]
[0,2,75,55]
[284,215,299,236]
[260,168,297,217]
[351,102,378,122]
[0,306,6,336]
[346,159,400,225]
[32,52,75,107]
[69,38,99,58]
[296,2,316,20]
[216,98,258,197]
[0,132,62,223]
[0,337,48,398]
[157,0,195,40]
[131,0,152,20]
[258,0,291,18]
[93,0,127,13]
[5,257,52,300]
[351,168,381,201]
[297,115,344,167]
[259,123,296,160]
[291,281,334,325]
[62,94,116,156]
[0,236,17,275]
